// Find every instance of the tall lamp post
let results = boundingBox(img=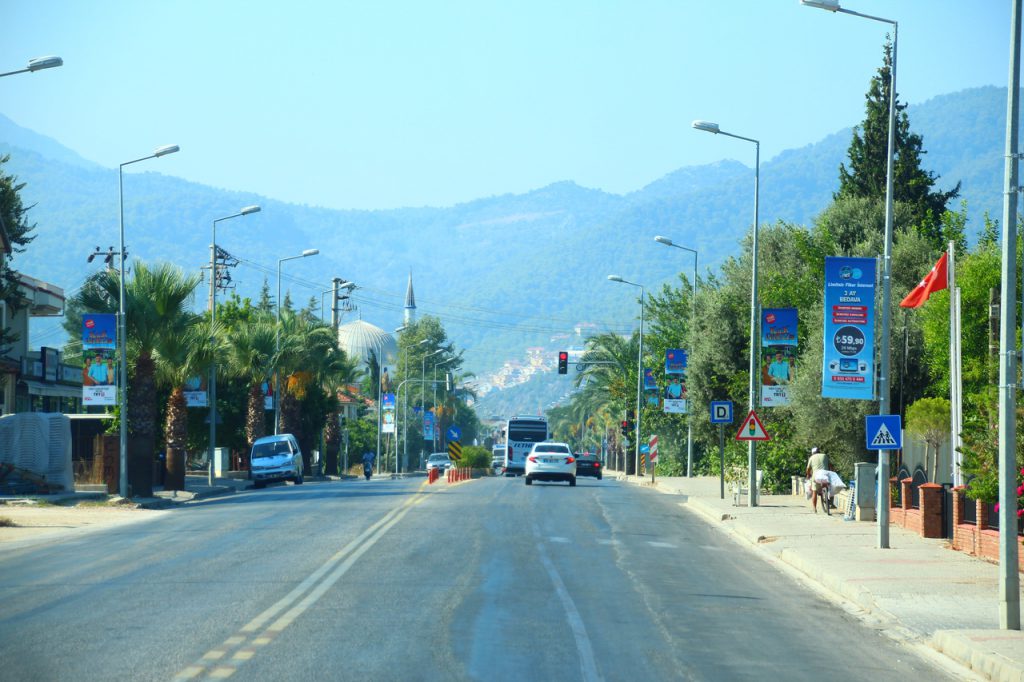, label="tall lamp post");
[0,55,63,78]
[401,338,429,474]
[693,119,759,507]
[275,249,319,435]
[118,144,179,499]
[654,236,698,477]
[802,0,898,549]
[421,348,444,466]
[607,275,645,478]
[432,356,454,452]
[208,205,260,485]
